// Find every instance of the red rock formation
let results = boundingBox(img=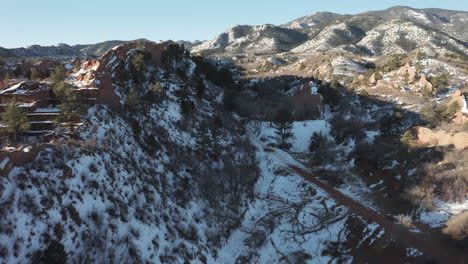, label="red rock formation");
[413,126,468,150]
[448,90,468,125]
[0,145,43,177]
[291,81,323,119]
